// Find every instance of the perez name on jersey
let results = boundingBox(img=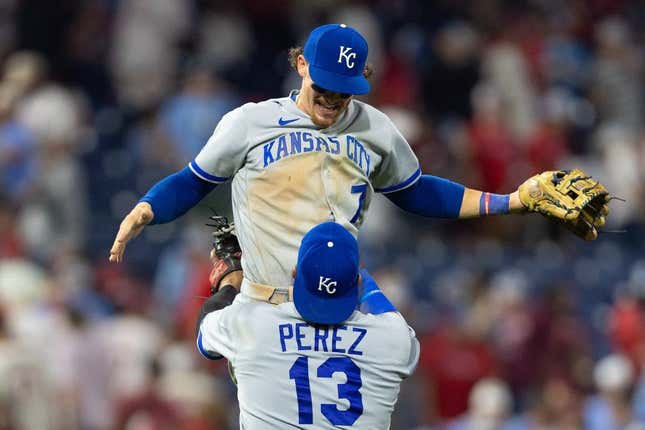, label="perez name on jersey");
[278,322,367,356]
